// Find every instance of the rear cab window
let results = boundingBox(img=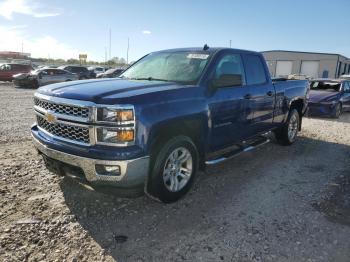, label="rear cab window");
[244,54,268,85]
